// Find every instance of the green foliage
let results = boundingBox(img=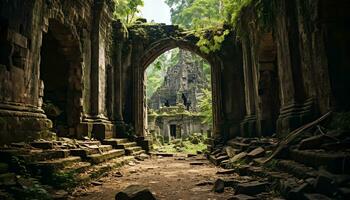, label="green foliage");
[194,28,230,54]
[113,0,144,25]
[165,0,276,52]
[50,171,78,189]
[21,181,51,200]
[198,88,213,125]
